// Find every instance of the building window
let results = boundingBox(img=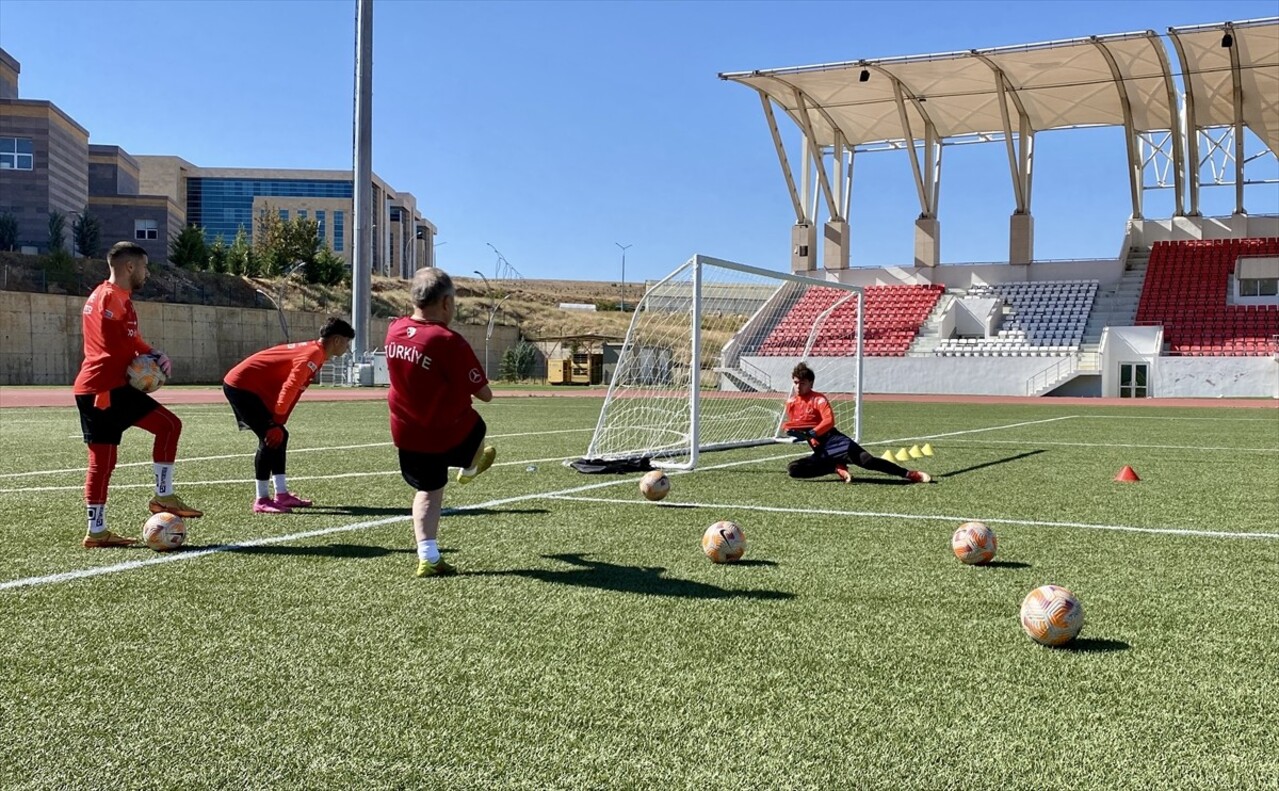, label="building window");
[316,211,326,244]
[298,210,307,220]
[0,137,34,170]
[279,209,289,221]
[134,219,158,240]
[334,210,344,252]
[1240,278,1278,297]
